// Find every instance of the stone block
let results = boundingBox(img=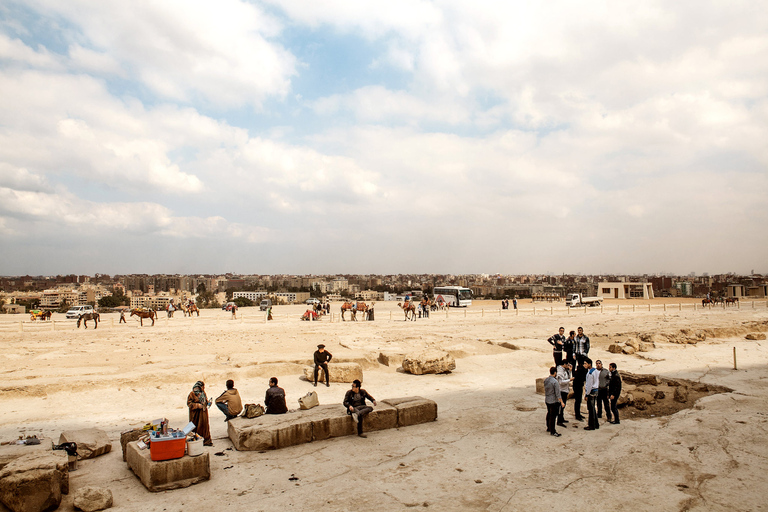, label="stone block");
[378,352,404,367]
[638,341,655,352]
[674,386,689,403]
[746,332,766,340]
[73,486,113,511]
[361,403,397,432]
[120,430,144,462]
[382,397,438,427]
[0,451,68,512]
[402,349,456,375]
[302,362,363,383]
[59,429,112,460]
[0,439,53,471]
[607,343,623,354]
[125,442,209,492]
[622,346,636,355]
